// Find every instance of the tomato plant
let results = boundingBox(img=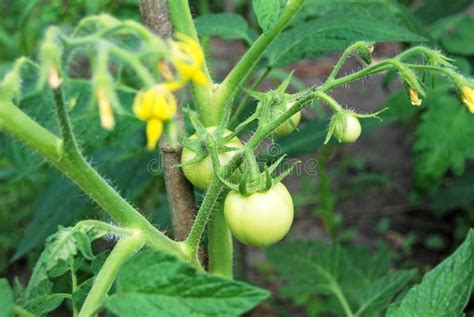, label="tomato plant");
[0,0,473,316]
